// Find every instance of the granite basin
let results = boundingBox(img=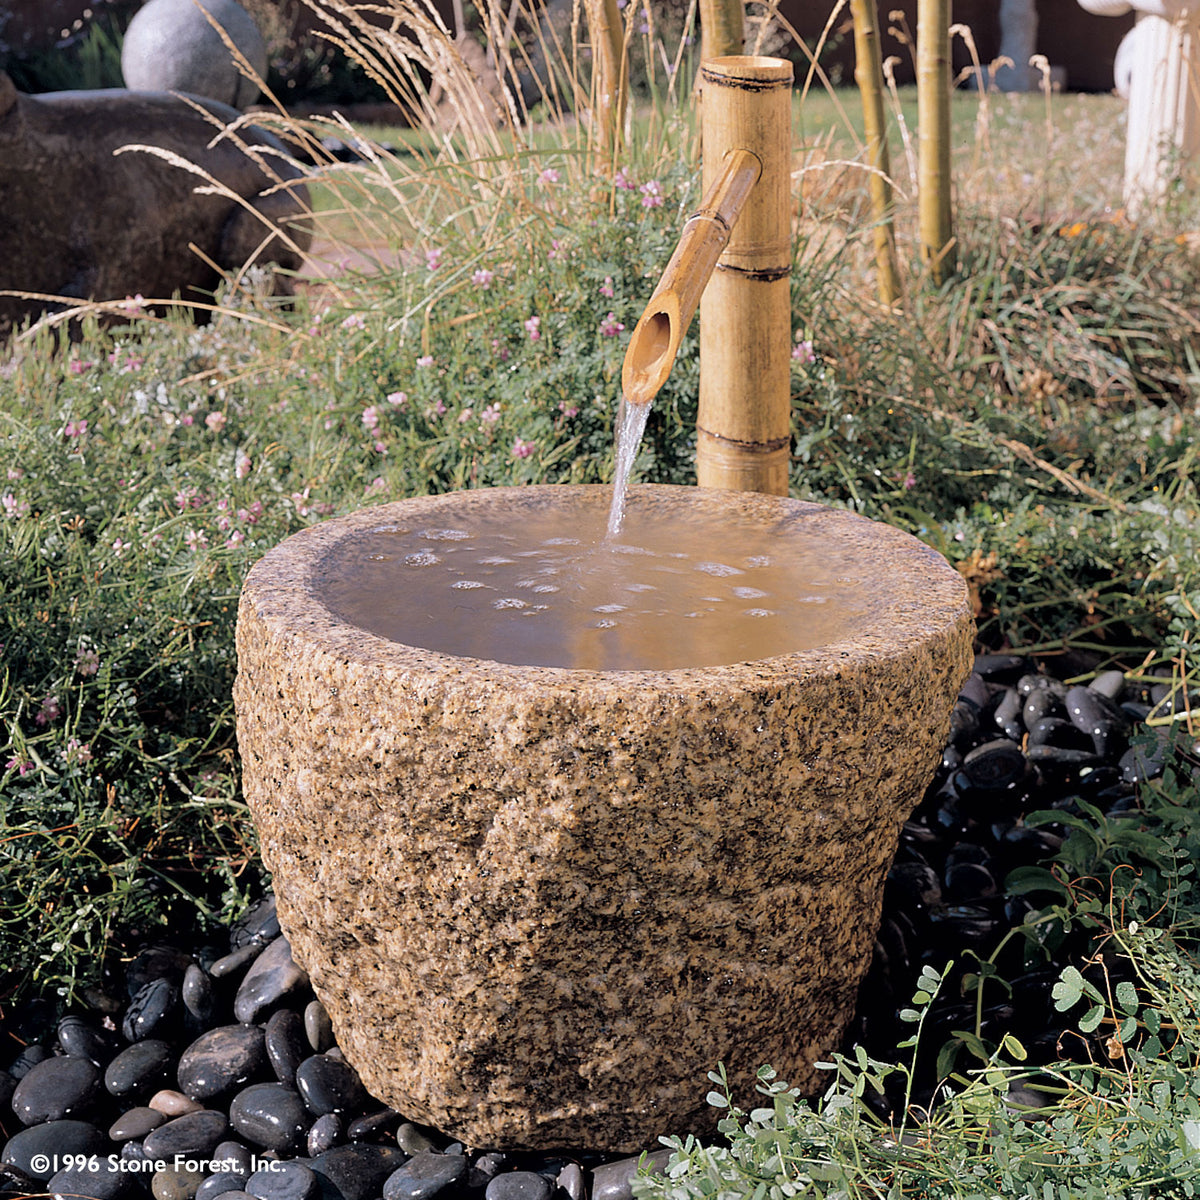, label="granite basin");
[234,484,974,1150]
